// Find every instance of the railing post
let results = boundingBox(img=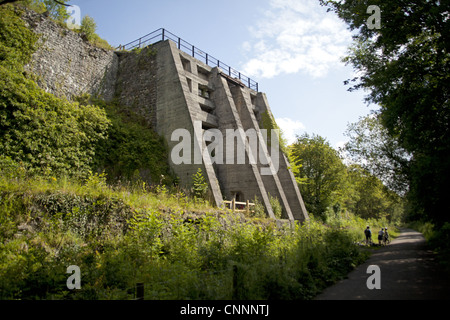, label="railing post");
[178,37,181,49]
[232,199,236,212]
[162,28,165,41]
[192,45,195,58]
[246,200,250,215]
[206,53,208,65]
